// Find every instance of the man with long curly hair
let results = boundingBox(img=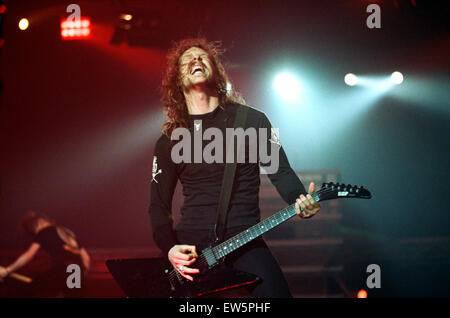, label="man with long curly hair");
[149,38,320,297]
